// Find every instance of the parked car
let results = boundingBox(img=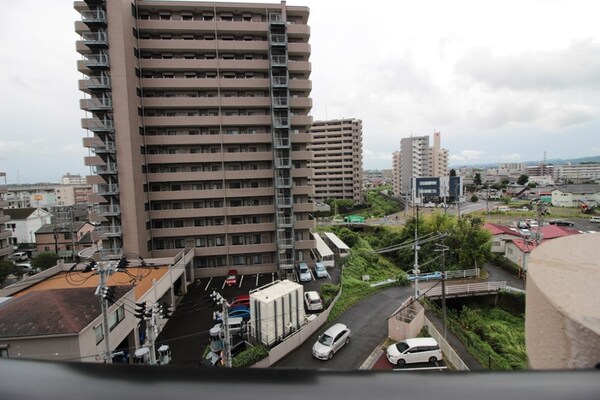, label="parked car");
[314,262,328,279]
[549,220,574,227]
[229,297,250,308]
[312,323,351,360]
[423,202,436,208]
[225,269,238,287]
[386,337,442,366]
[296,263,312,282]
[304,291,323,312]
[9,252,28,262]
